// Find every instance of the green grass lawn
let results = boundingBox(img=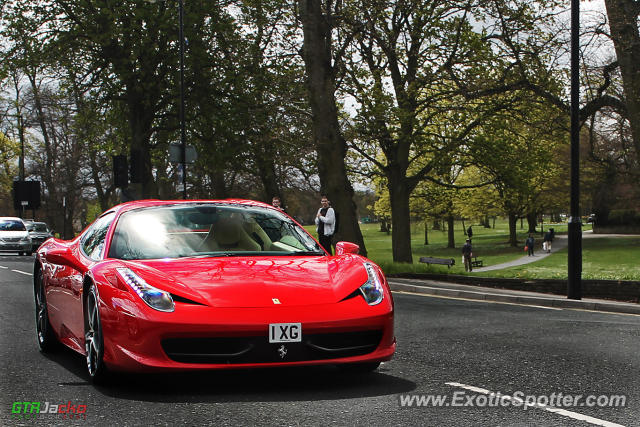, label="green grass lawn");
[307,219,640,280]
